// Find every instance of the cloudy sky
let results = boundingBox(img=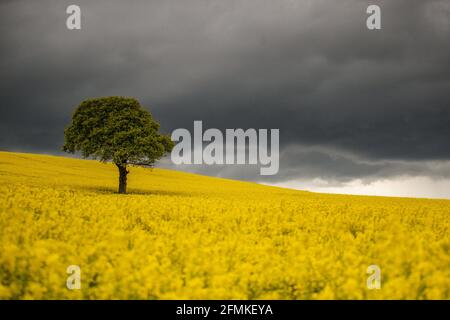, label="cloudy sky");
[1,0,450,198]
